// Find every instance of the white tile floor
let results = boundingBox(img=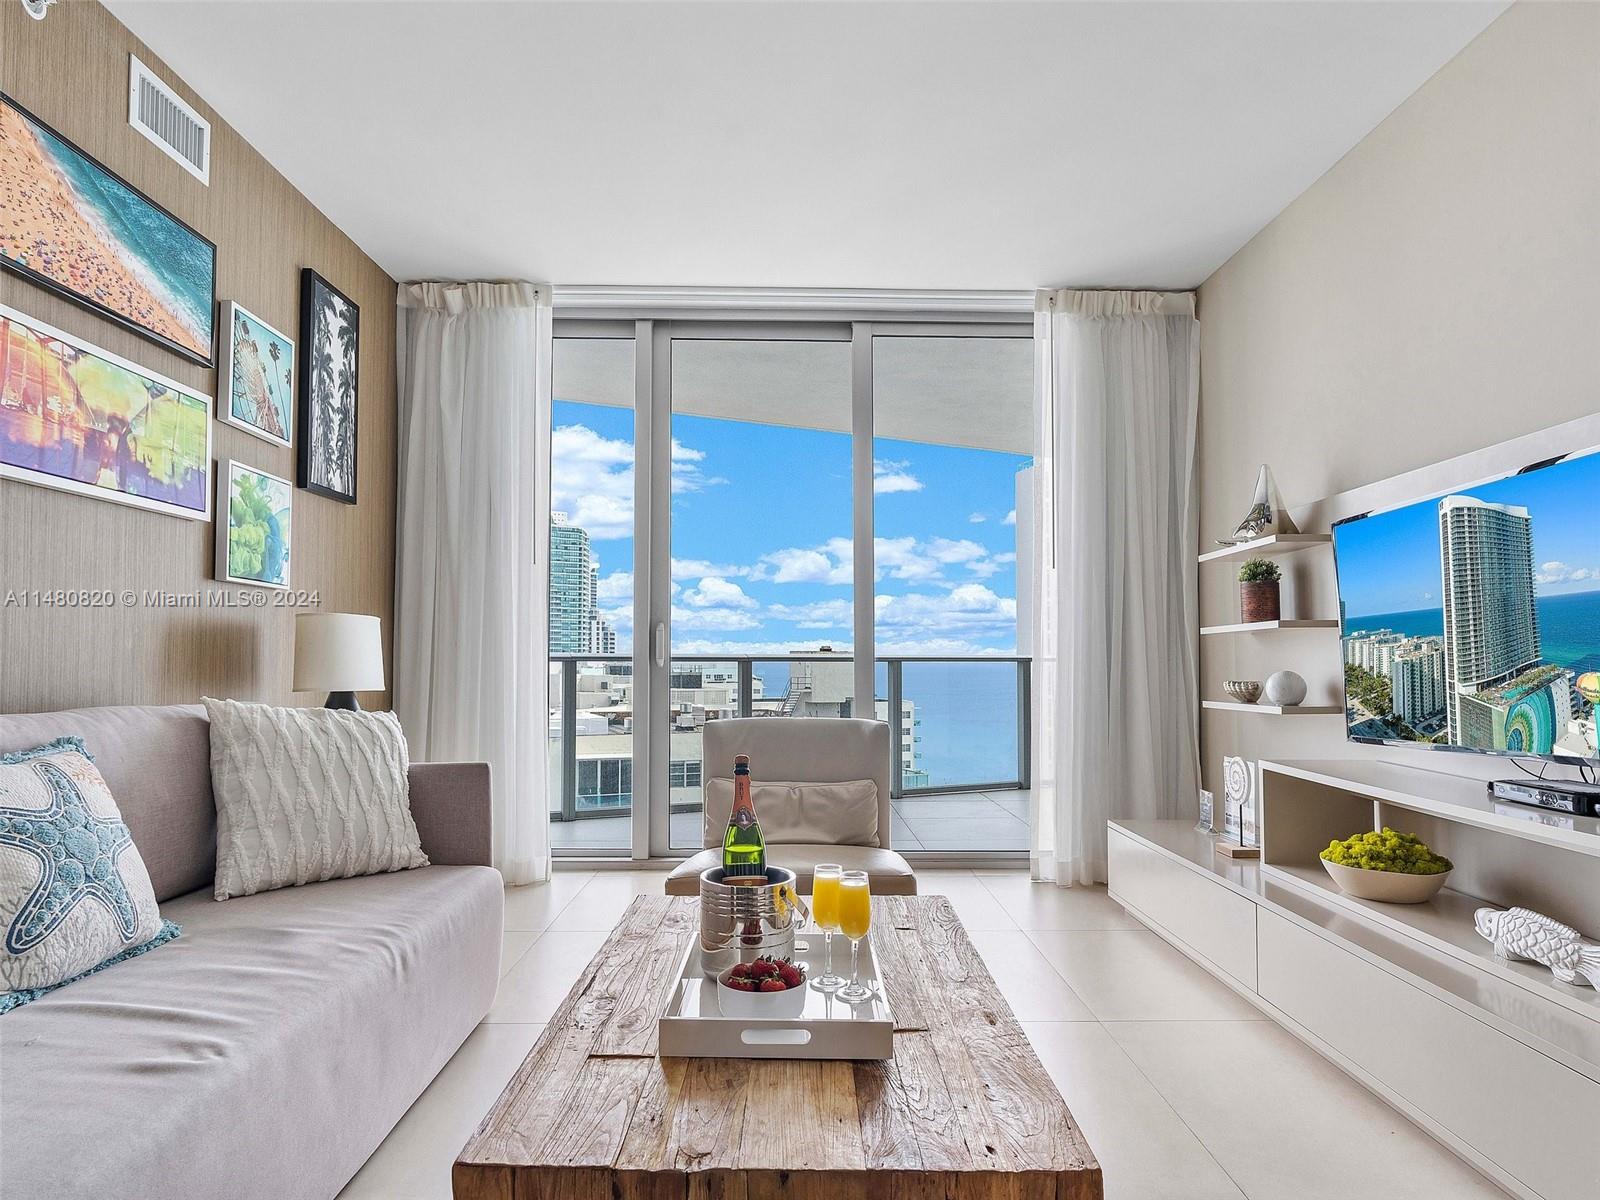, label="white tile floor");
[337,867,1510,1200]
